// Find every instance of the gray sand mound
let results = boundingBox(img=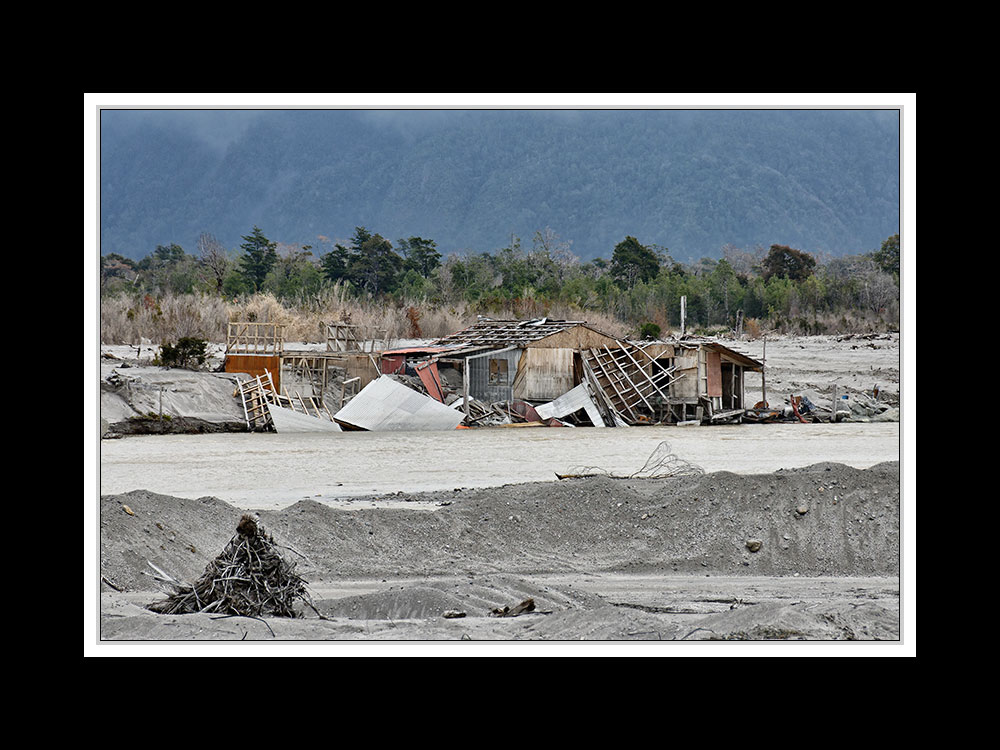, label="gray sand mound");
[315,574,607,621]
[99,462,900,642]
[101,461,899,594]
[684,599,900,641]
[101,491,241,592]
